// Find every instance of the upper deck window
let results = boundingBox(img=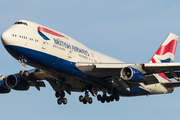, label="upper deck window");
[14,22,28,26]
